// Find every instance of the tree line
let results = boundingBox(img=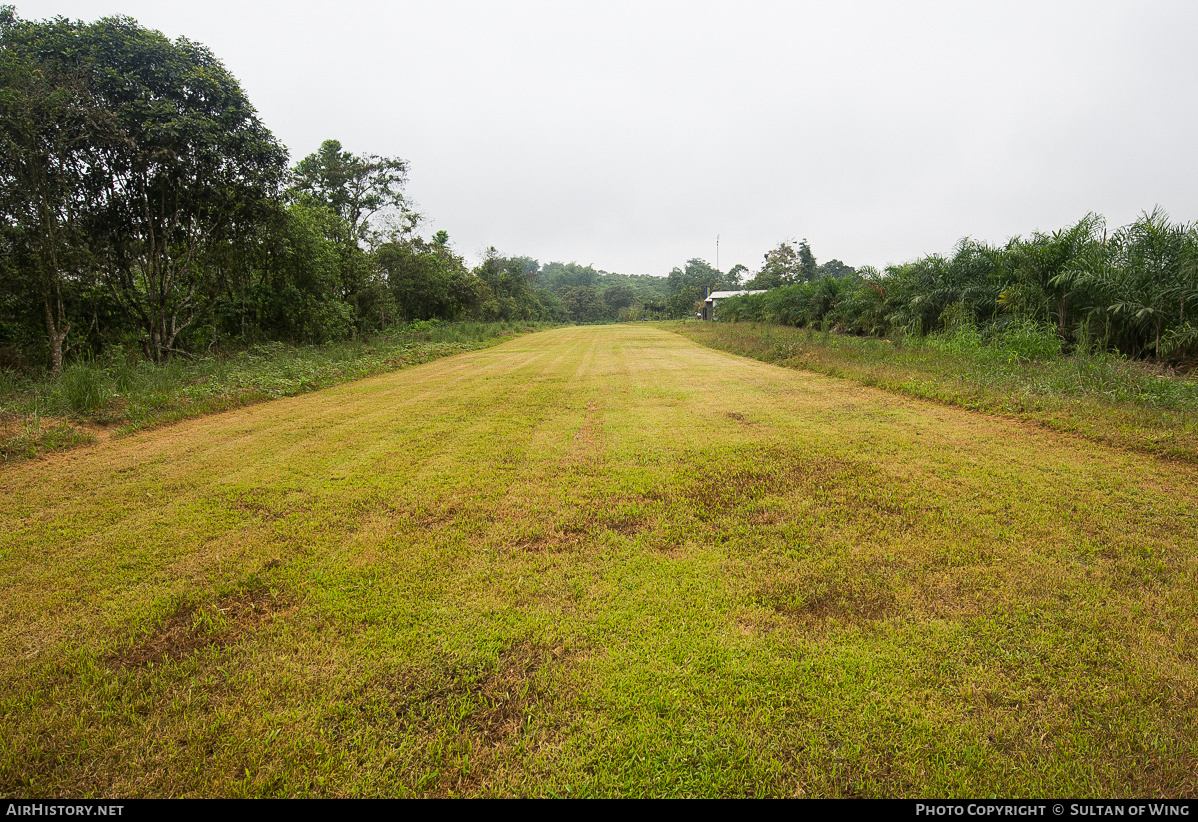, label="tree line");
[652,241,858,321]
[714,213,1198,362]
